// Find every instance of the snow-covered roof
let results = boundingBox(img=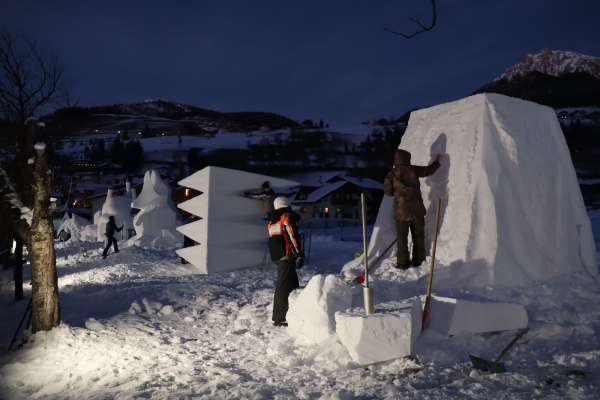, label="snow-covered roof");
[293,181,347,204]
[285,171,346,187]
[343,176,383,190]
